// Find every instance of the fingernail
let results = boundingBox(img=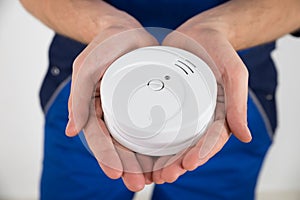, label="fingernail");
[245,125,252,142]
